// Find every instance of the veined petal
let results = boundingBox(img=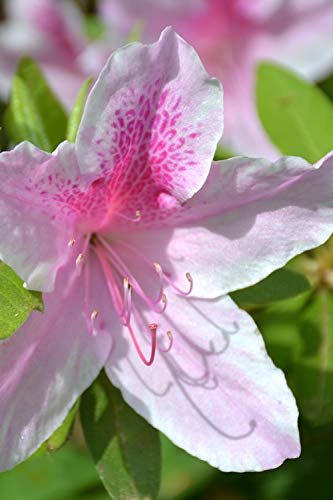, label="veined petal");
[0,255,112,472]
[113,153,333,298]
[76,27,223,205]
[0,141,88,292]
[105,293,300,472]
